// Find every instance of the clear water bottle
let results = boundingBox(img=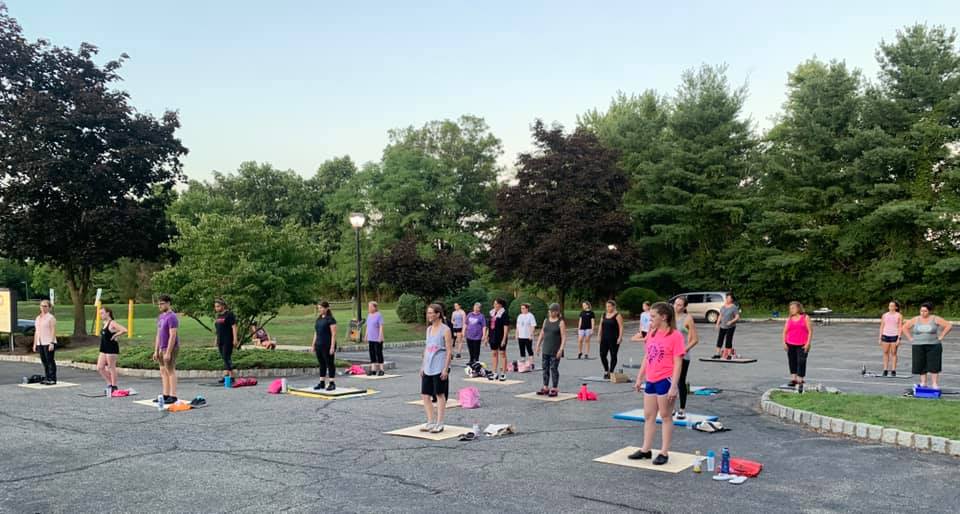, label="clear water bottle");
[105,386,111,398]
[706,450,715,473]
[721,447,730,474]
[281,378,288,393]
[693,450,702,473]
[157,394,165,411]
